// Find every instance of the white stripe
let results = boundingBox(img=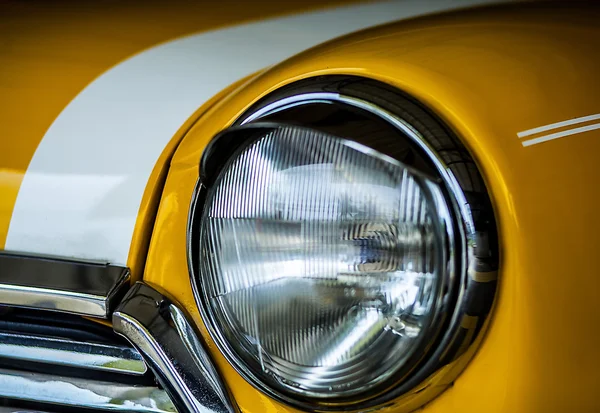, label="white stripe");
[517,113,600,138]
[521,123,600,147]
[6,0,502,265]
